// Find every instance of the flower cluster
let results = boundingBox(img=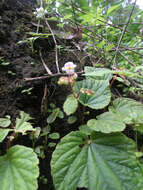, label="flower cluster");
[62,62,76,74]
[58,62,77,85]
[34,7,47,19]
[58,73,77,86]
